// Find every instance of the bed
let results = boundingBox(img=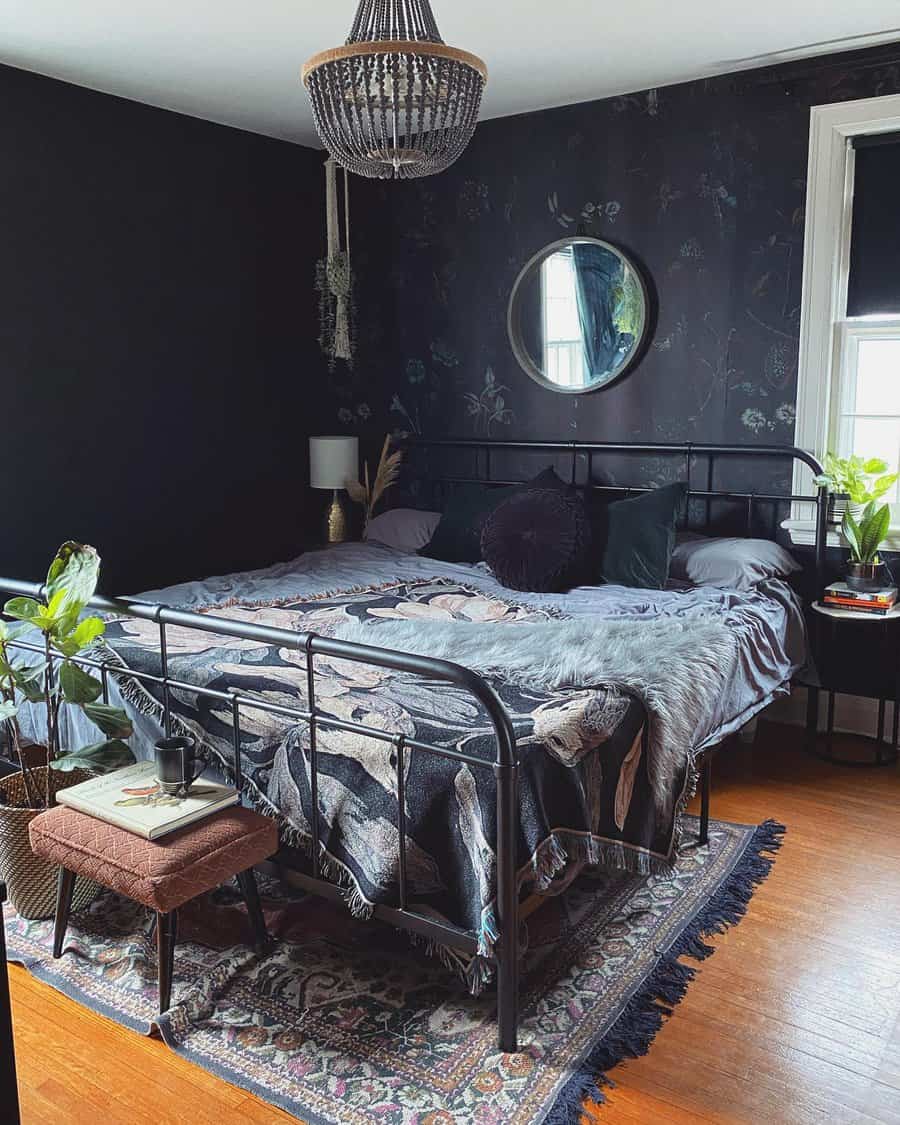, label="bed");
[4,438,828,1052]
